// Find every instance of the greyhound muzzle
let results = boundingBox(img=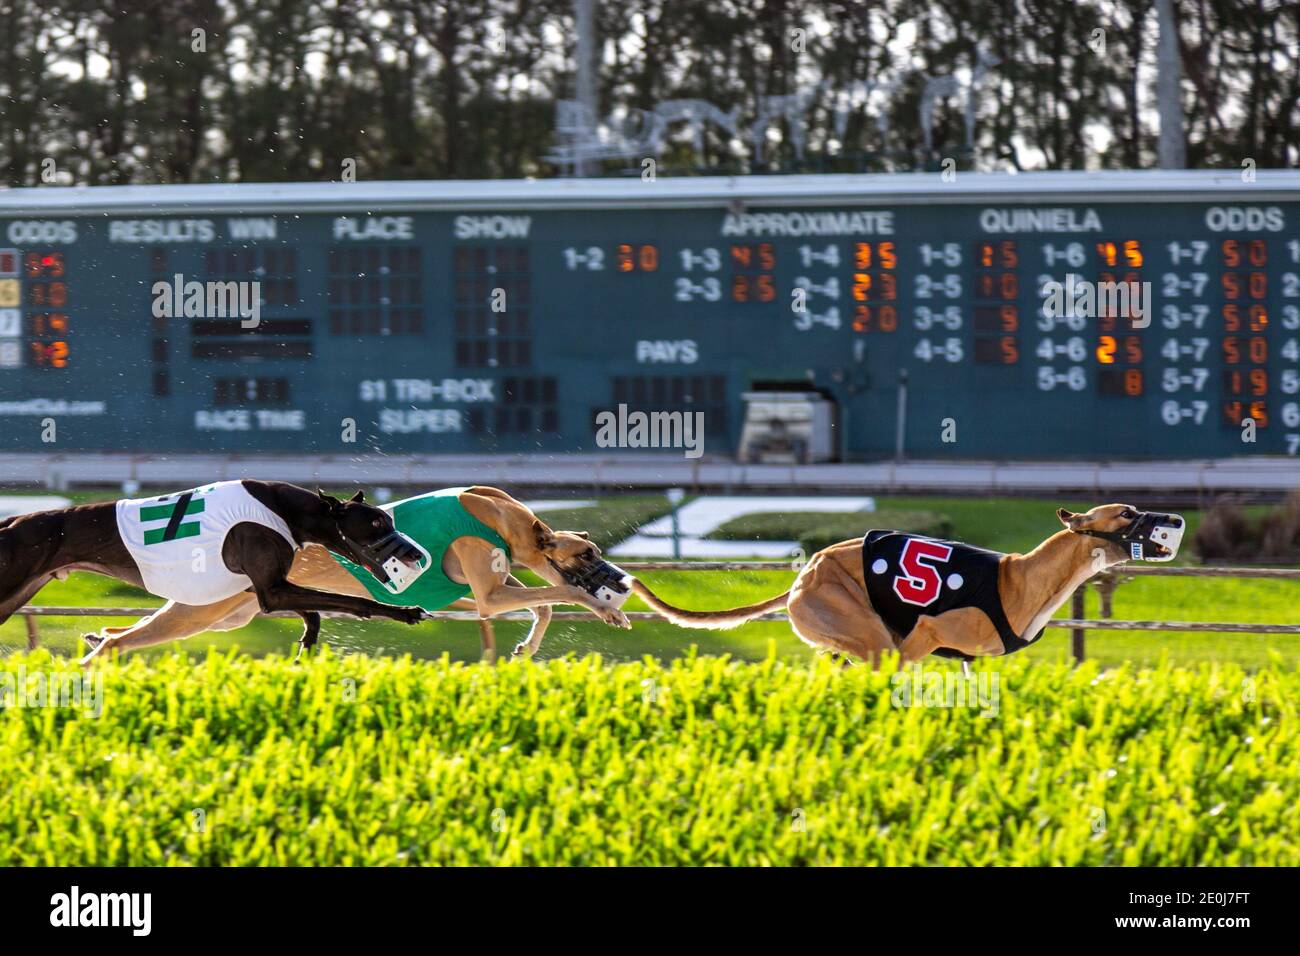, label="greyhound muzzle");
[553,557,633,609]
[1083,511,1185,562]
[352,530,430,594]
